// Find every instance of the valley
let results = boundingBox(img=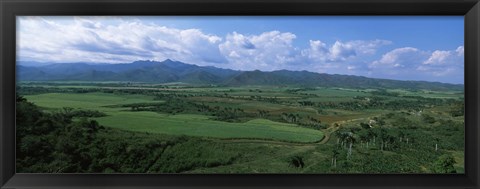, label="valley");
[16,78,465,173]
